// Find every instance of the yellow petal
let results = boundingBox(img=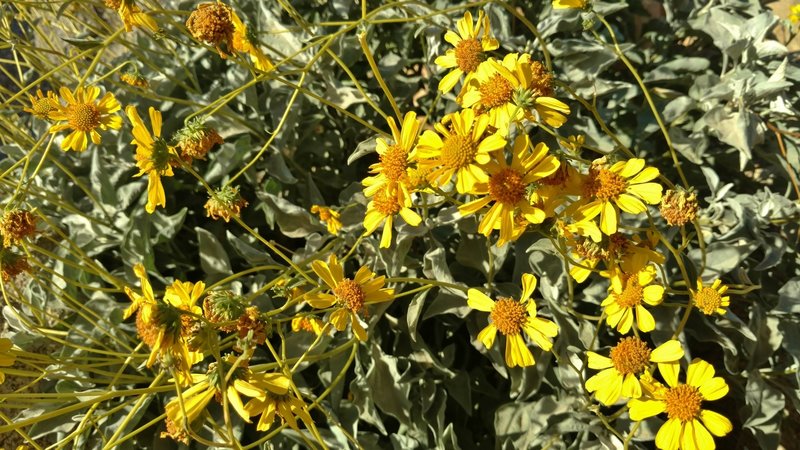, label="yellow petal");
[520,273,537,302]
[628,399,666,421]
[467,289,495,312]
[586,351,613,370]
[476,324,497,348]
[655,418,683,450]
[700,410,733,437]
[686,358,715,388]
[505,333,534,367]
[698,377,729,401]
[636,305,655,332]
